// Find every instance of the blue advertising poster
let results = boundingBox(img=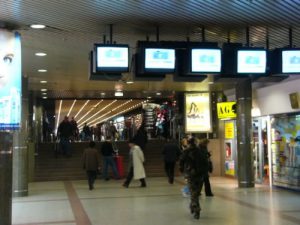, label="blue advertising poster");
[0,29,21,130]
